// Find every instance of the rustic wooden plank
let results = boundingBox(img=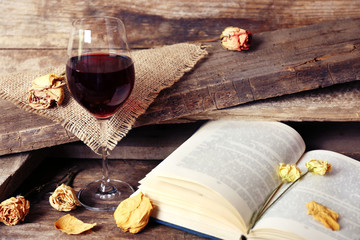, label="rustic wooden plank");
[1,44,360,155]
[49,123,202,160]
[180,81,360,122]
[1,51,360,156]
[0,0,359,49]
[0,1,360,156]
[0,98,77,155]
[136,18,360,124]
[49,121,360,161]
[0,150,46,201]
